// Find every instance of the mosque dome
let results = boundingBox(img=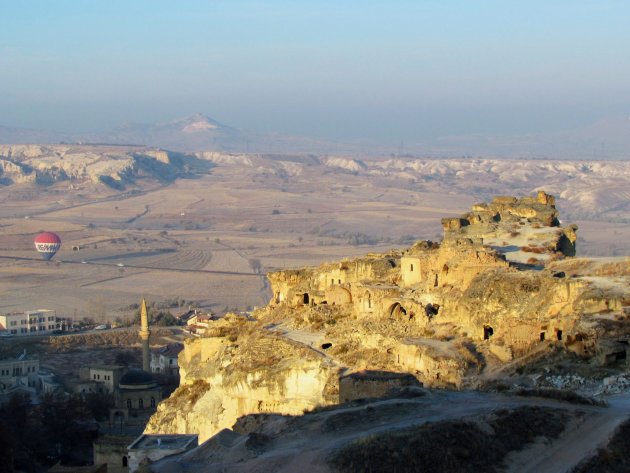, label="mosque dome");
[119,369,157,390]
